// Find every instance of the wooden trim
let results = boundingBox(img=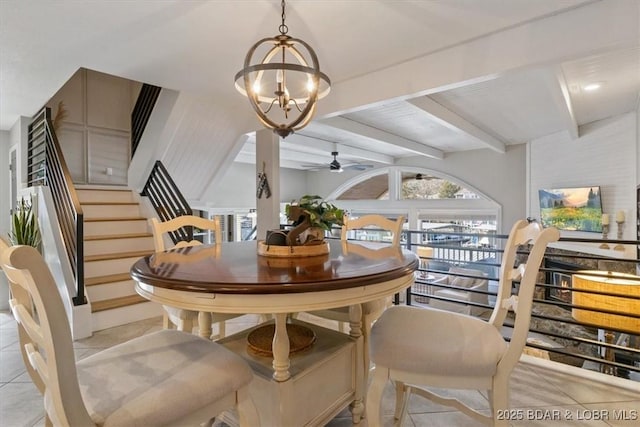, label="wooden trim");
[91,295,148,312]
[85,273,133,286]
[84,233,152,241]
[85,250,152,262]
